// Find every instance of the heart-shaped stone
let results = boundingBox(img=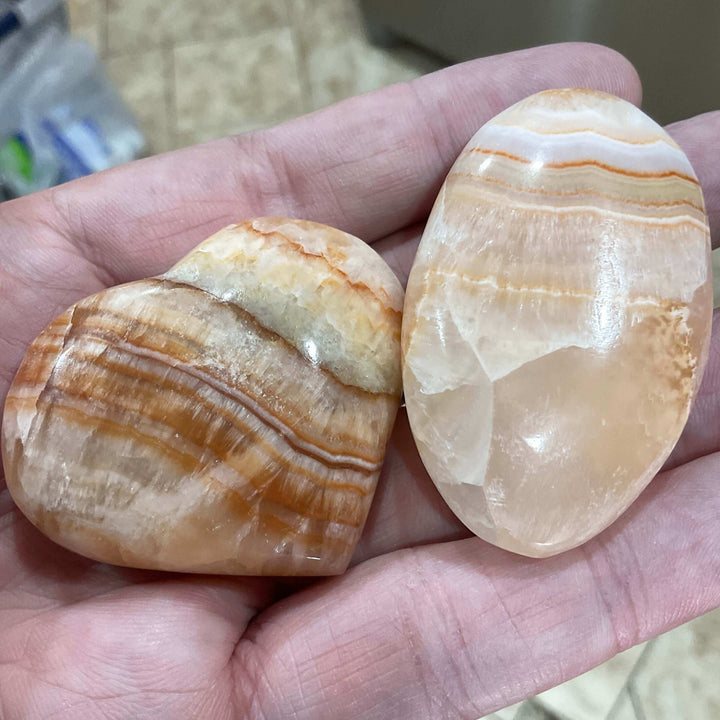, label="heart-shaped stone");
[2,218,403,575]
[402,89,713,557]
